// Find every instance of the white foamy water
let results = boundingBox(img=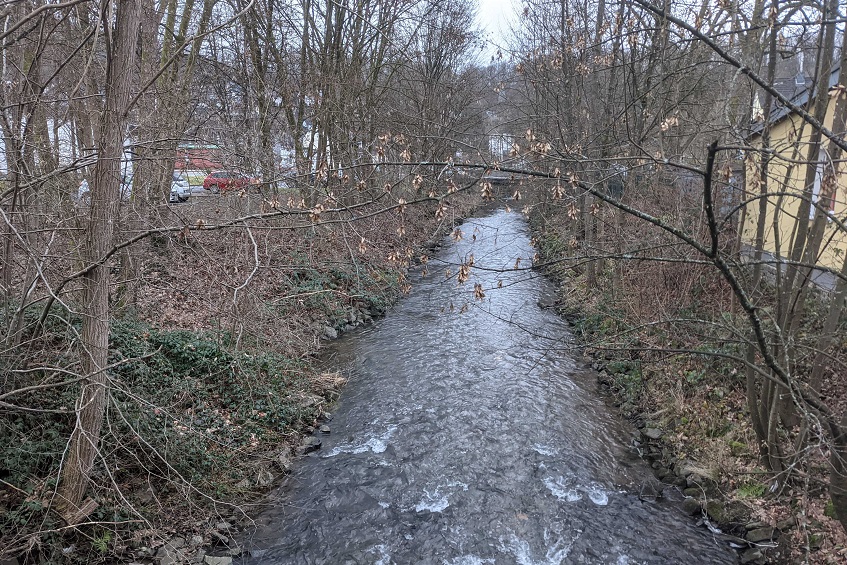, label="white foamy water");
[443,556,495,565]
[586,483,610,506]
[414,489,450,512]
[543,476,582,502]
[500,535,572,565]
[532,443,557,456]
[324,425,397,457]
[371,544,393,565]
